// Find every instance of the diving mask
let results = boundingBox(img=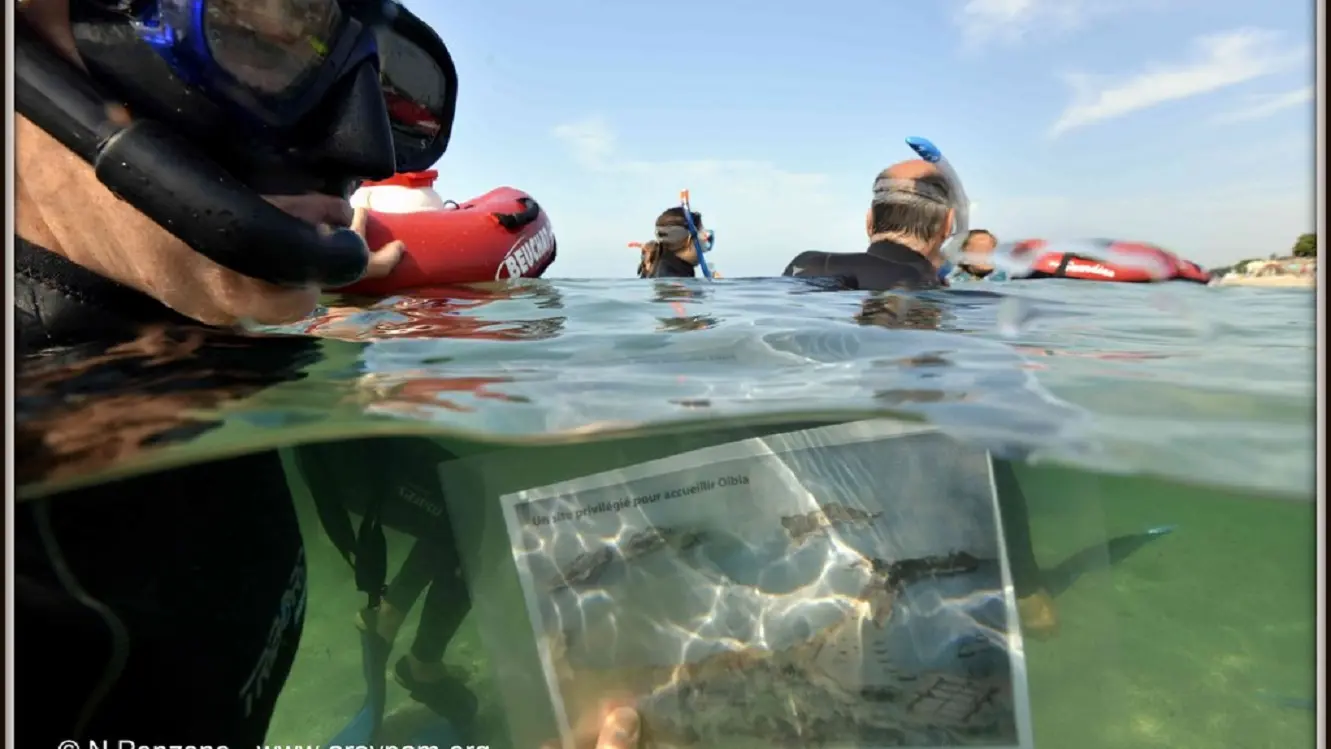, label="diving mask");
[699,229,716,253]
[16,0,458,288]
[74,0,457,173]
[654,225,714,253]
